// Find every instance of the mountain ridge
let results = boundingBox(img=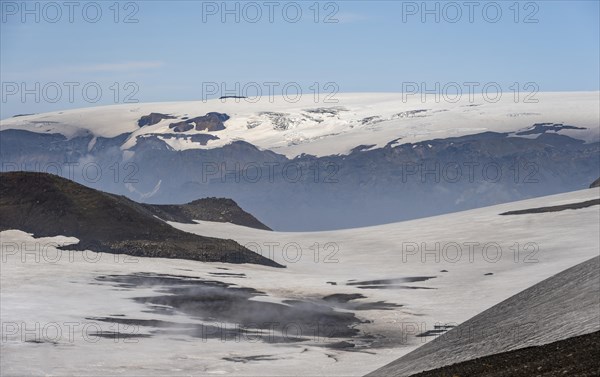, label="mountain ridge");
[2,92,598,158]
